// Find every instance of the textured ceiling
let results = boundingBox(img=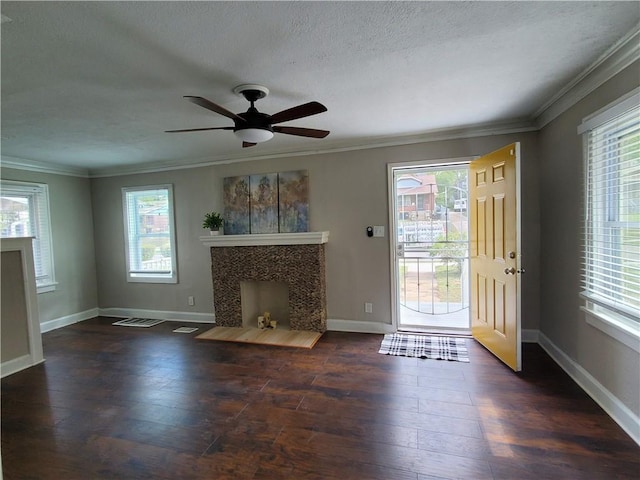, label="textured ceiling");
[1,1,639,173]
